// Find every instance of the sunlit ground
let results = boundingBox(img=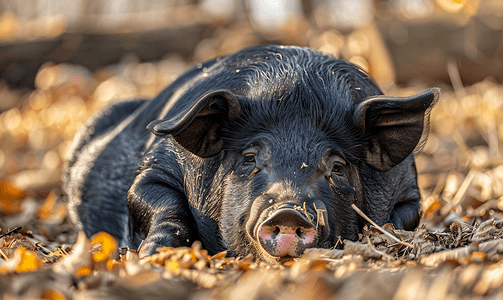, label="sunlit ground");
[1,0,503,299]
